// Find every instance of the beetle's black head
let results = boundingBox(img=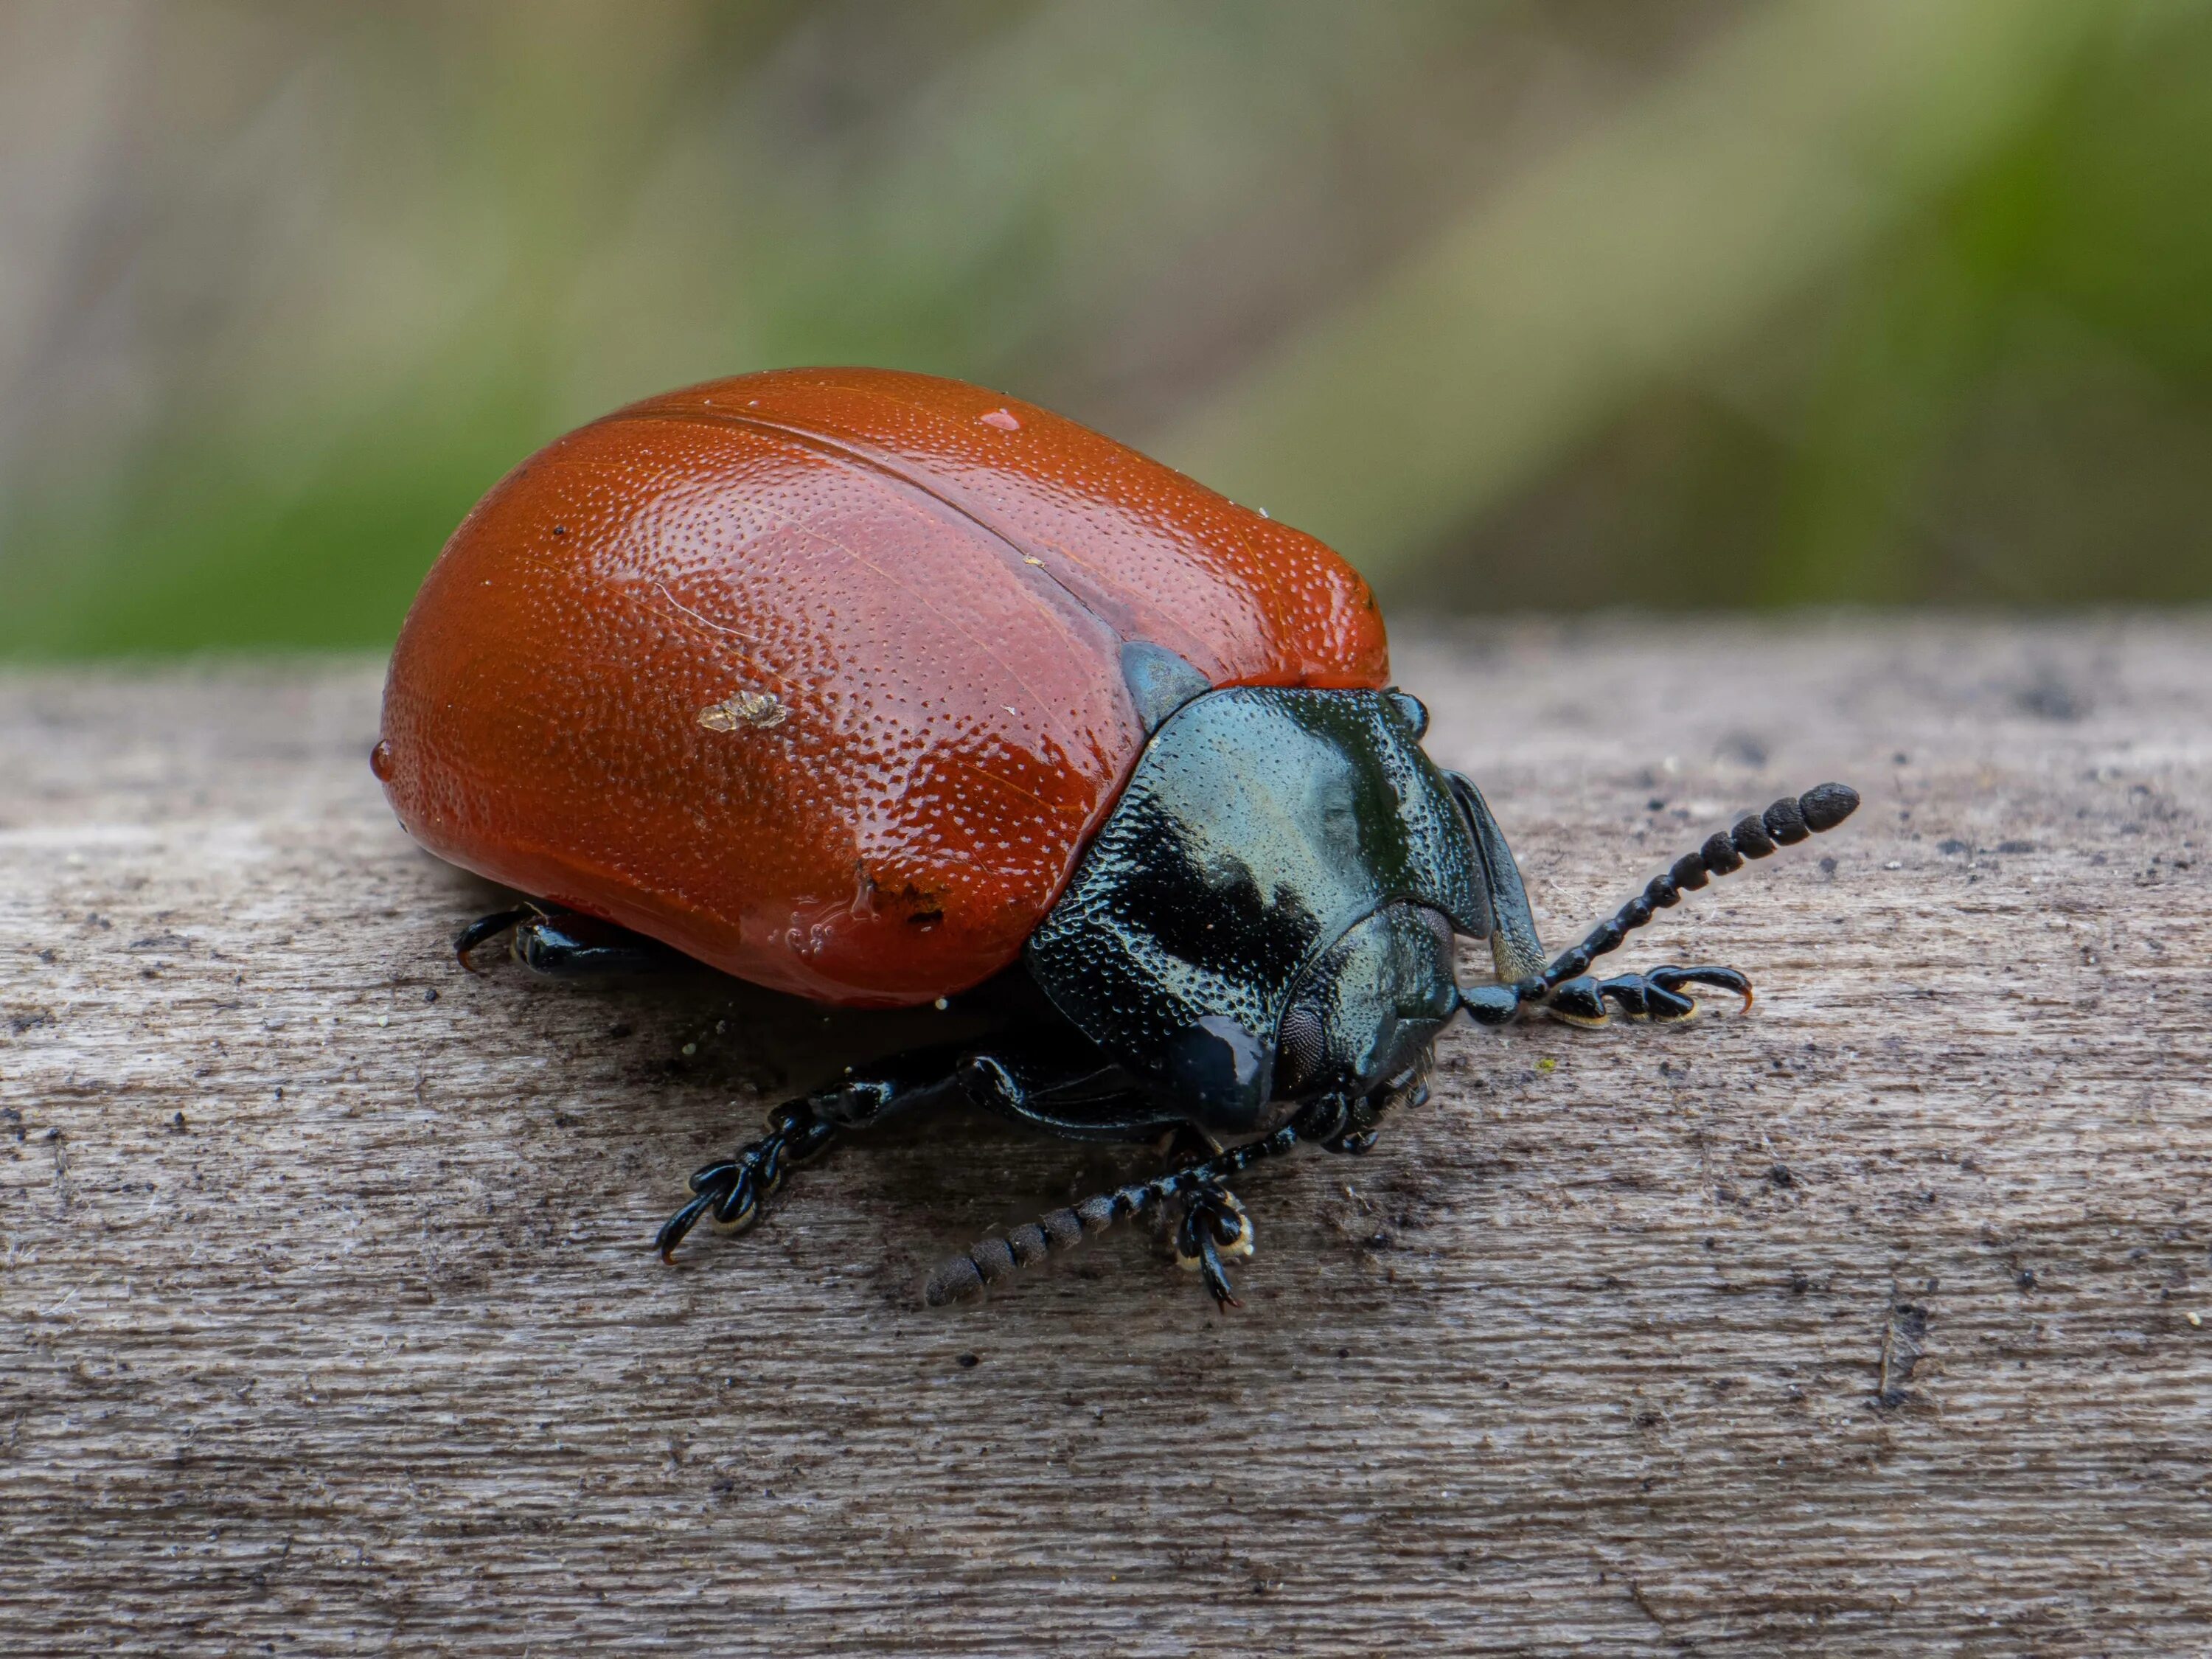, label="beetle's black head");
[1273,901,1459,1108]
[1026,653,1489,1137]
